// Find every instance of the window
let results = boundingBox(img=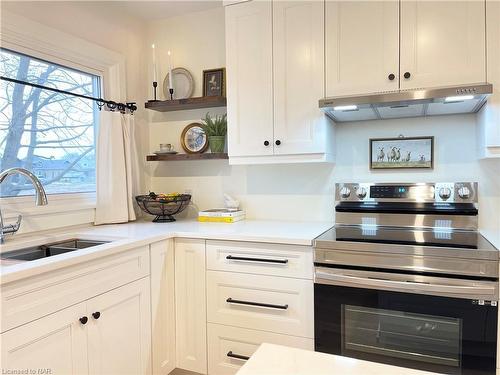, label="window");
[0,48,100,198]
